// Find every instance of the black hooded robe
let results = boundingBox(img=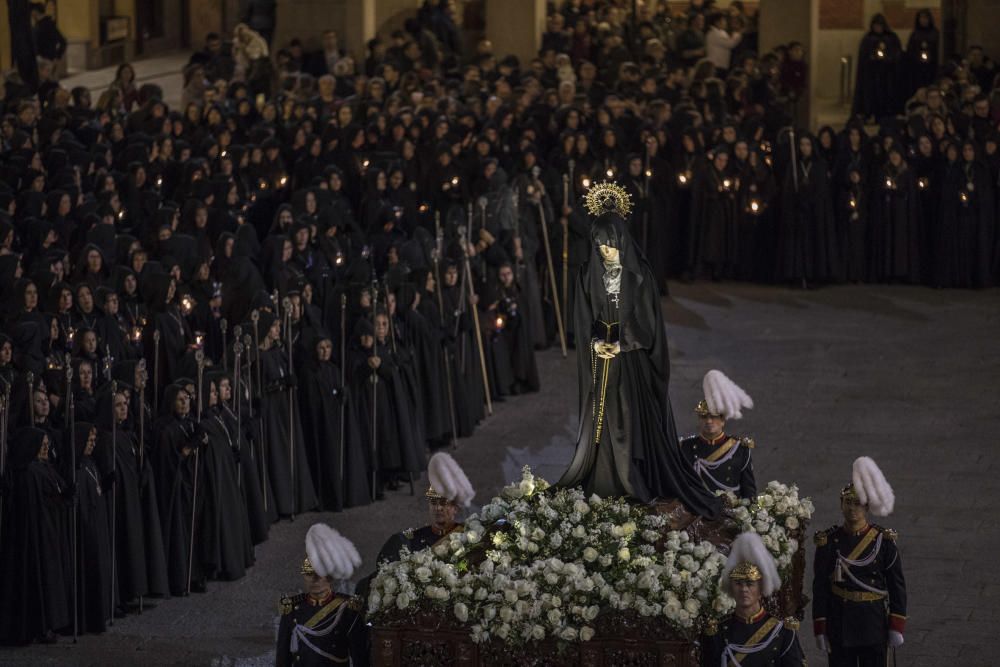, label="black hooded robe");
[108,423,170,602]
[556,213,722,519]
[198,407,255,581]
[75,443,112,633]
[259,345,319,516]
[298,358,371,509]
[0,430,72,645]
